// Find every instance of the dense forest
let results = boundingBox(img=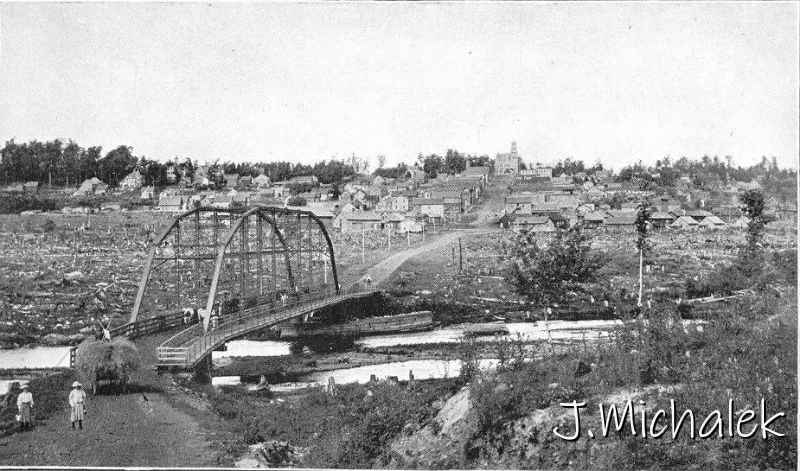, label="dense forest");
[0,139,357,188]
